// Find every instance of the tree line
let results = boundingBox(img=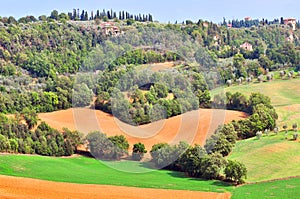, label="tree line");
[0,9,153,25]
[213,92,278,139]
[0,112,82,156]
[65,9,153,22]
